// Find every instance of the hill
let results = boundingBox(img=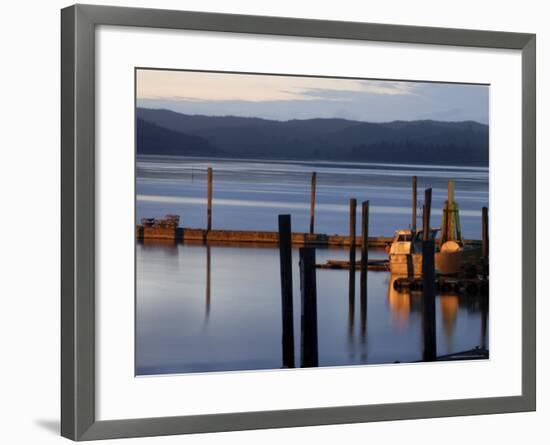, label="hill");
[136,108,488,166]
[136,118,222,156]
